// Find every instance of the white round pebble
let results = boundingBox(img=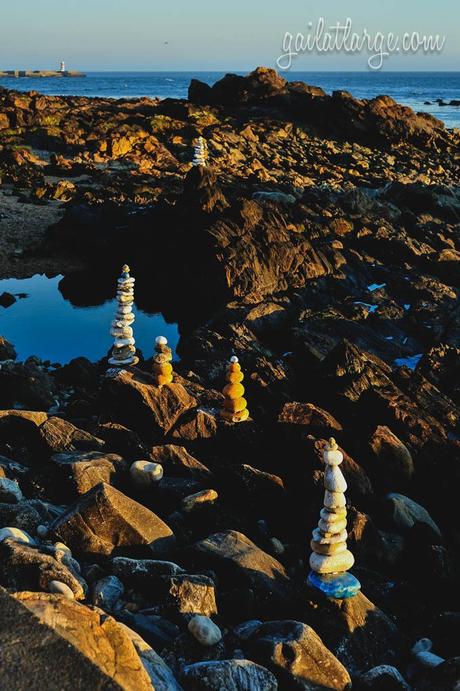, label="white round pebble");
[0,527,35,545]
[130,460,164,488]
[188,615,222,647]
[269,537,285,555]
[49,580,75,600]
[54,542,72,555]
[155,335,168,346]
[230,355,239,363]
